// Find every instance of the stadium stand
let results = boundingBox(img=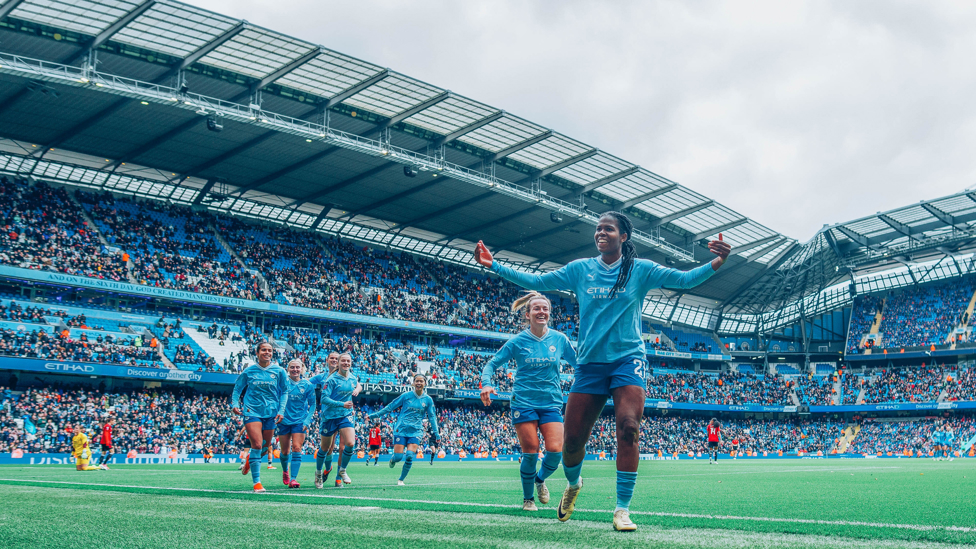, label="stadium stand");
[0,177,126,281]
[847,416,976,456]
